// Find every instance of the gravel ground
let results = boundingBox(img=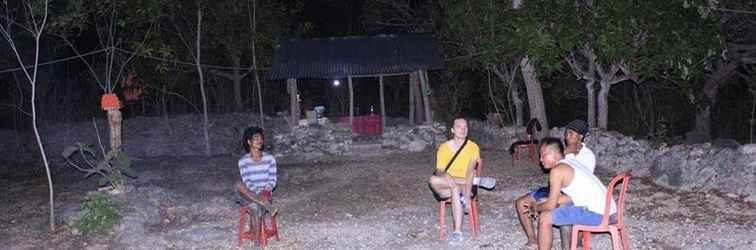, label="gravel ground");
[1,146,755,249]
